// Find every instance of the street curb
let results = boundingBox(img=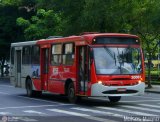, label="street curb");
[145,90,160,94]
[0,77,10,82]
